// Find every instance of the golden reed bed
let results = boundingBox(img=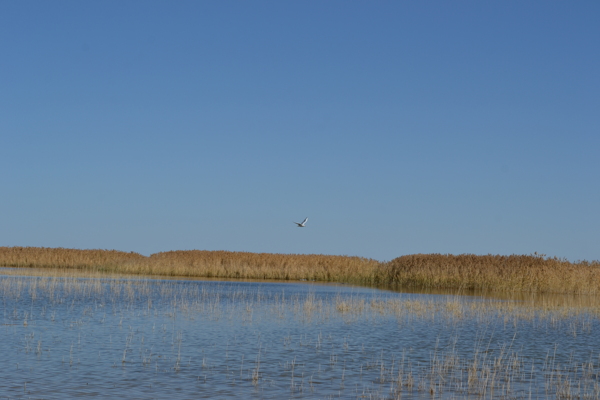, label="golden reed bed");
[387,253,600,294]
[0,247,598,294]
